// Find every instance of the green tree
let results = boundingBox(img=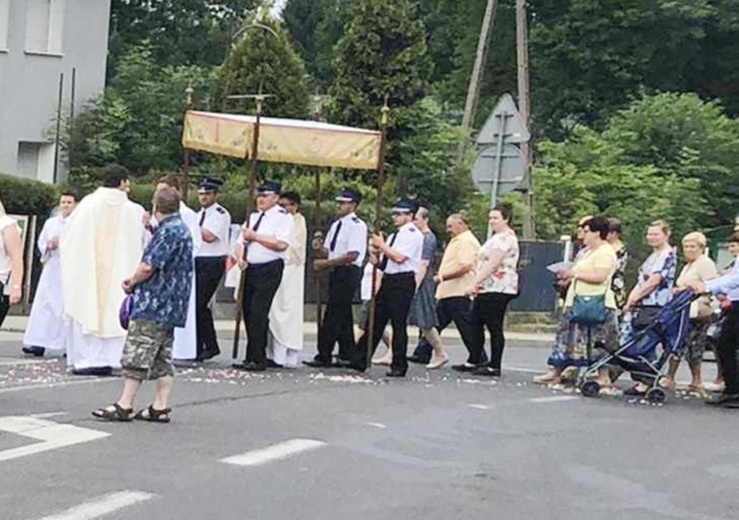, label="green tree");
[108,0,260,76]
[602,93,739,226]
[329,0,431,128]
[219,18,310,118]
